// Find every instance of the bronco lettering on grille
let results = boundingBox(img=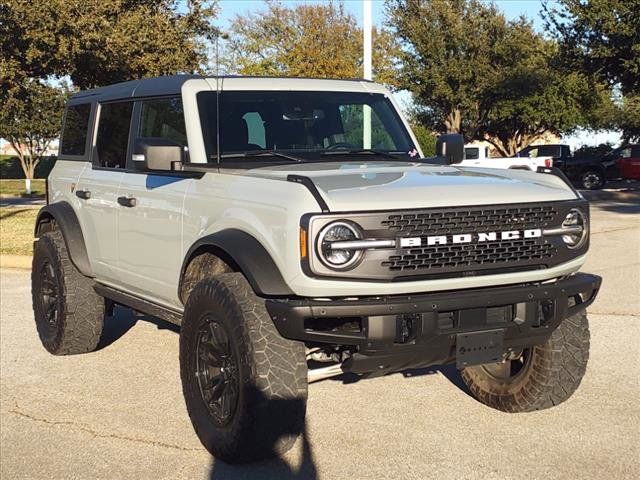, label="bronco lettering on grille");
[400,229,542,248]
